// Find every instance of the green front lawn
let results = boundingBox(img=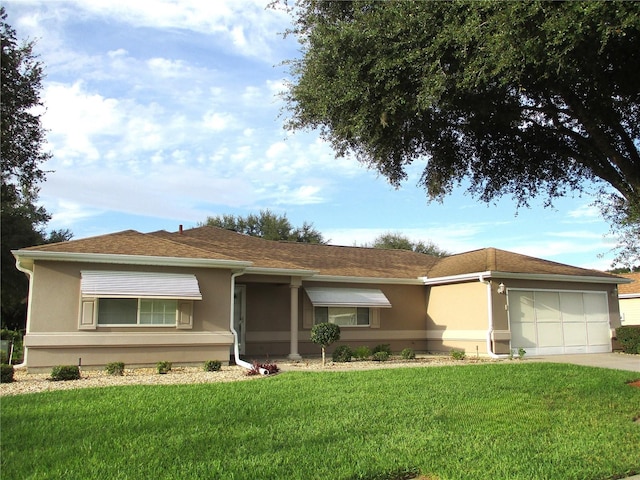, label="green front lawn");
[1,363,639,480]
